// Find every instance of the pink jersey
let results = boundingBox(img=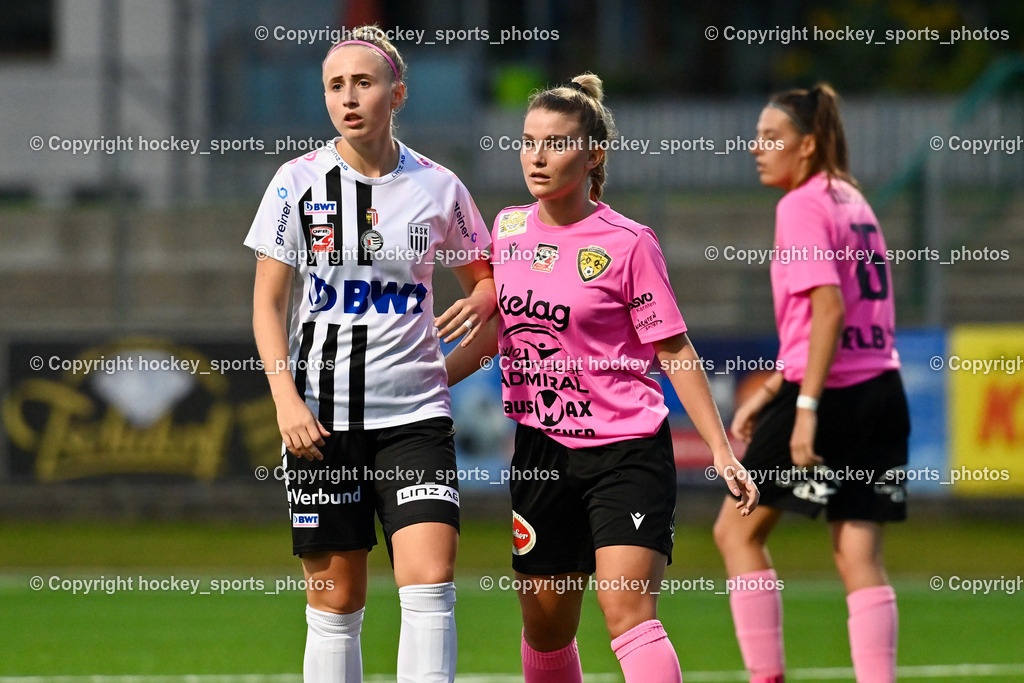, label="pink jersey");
[491,202,687,448]
[771,172,900,388]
